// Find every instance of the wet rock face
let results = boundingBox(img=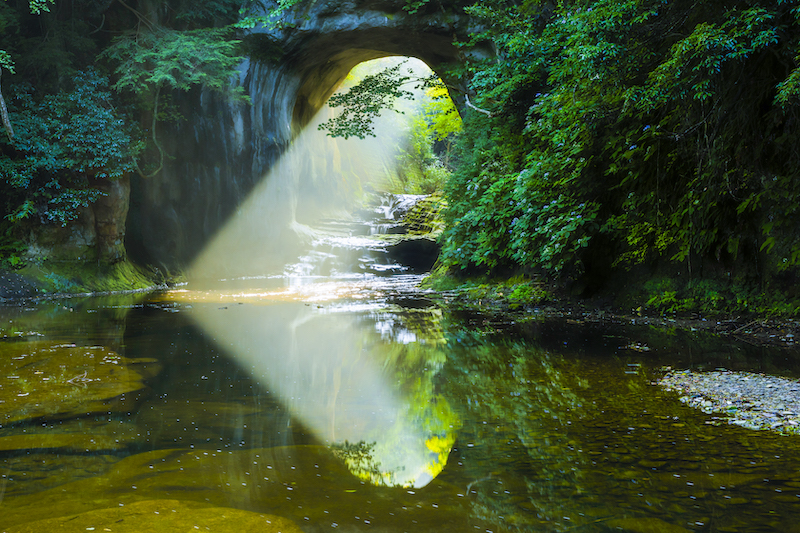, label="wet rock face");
[279,1,472,128]
[20,176,130,265]
[128,2,480,268]
[23,207,97,263]
[387,238,440,273]
[92,175,130,263]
